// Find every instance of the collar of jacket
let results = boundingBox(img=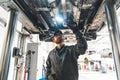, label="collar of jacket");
[55,45,66,55]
